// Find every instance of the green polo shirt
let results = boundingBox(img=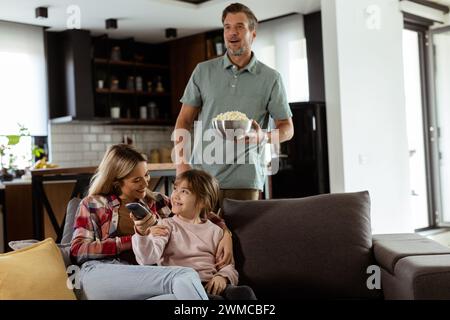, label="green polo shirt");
[180,52,292,190]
